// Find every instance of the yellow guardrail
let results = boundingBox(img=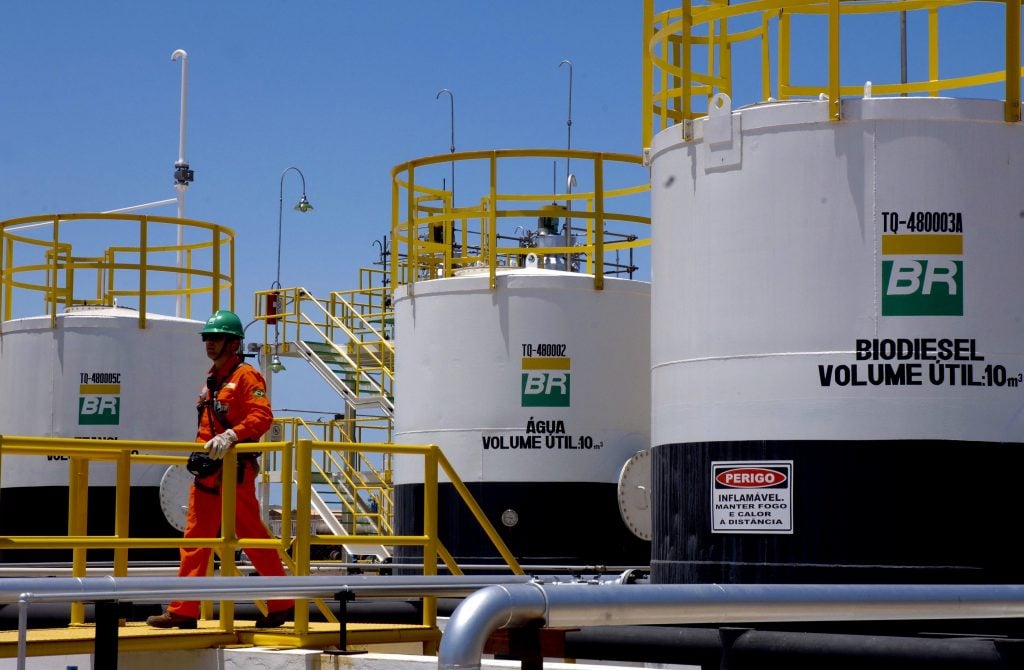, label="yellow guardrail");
[254,285,395,407]
[1,213,236,328]
[391,148,651,291]
[643,0,1024,142]
[0,434,523,637]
